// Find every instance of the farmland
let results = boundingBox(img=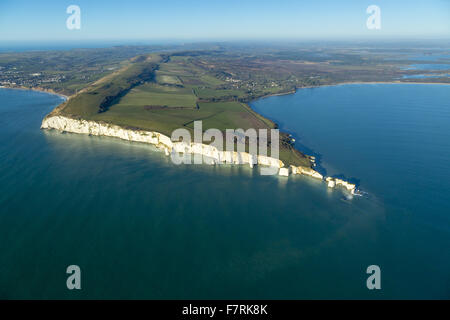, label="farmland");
[49,52,310,166]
